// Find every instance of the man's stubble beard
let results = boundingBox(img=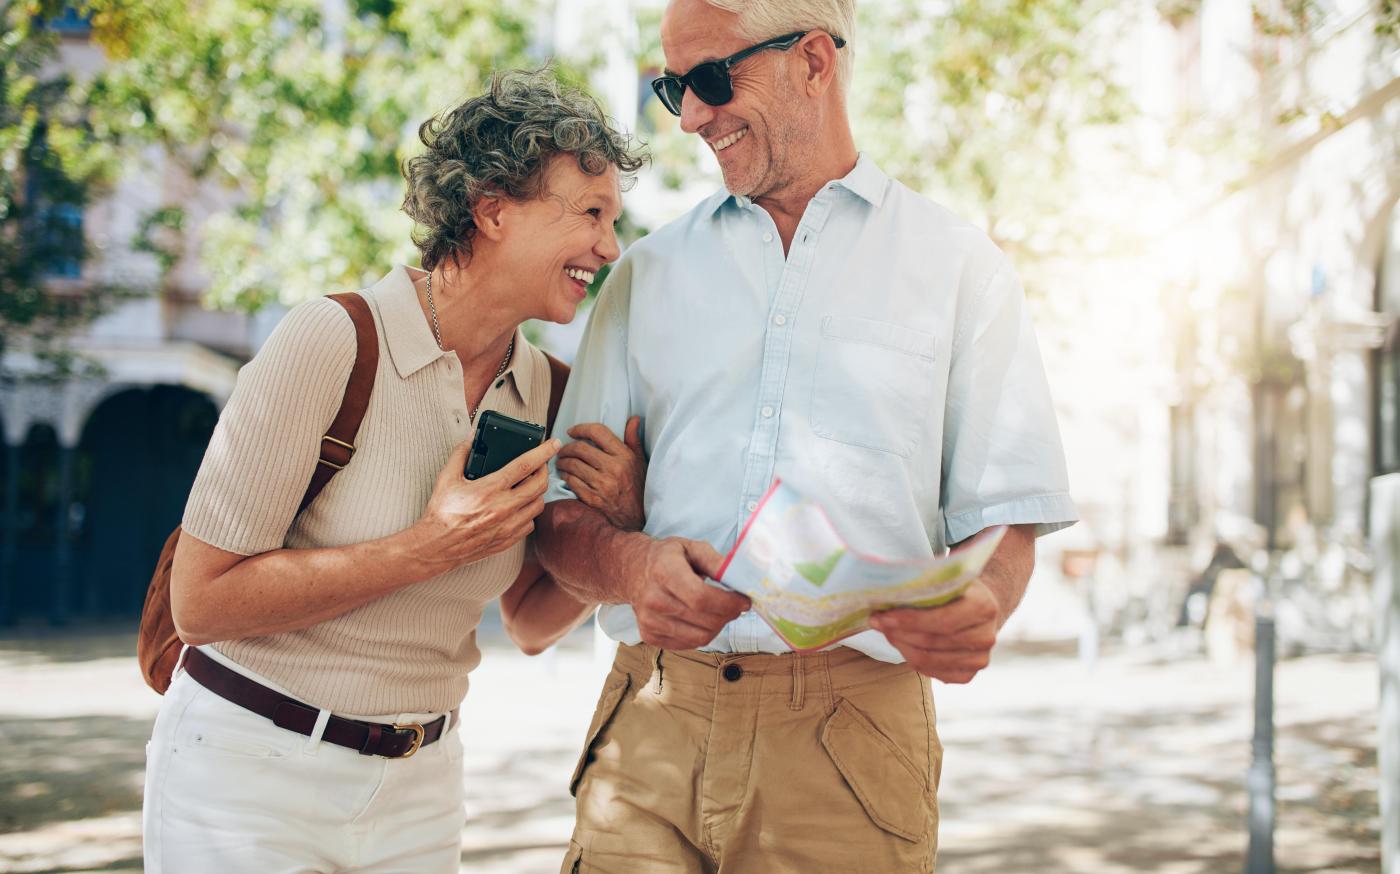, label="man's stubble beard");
[728,103,809,201]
